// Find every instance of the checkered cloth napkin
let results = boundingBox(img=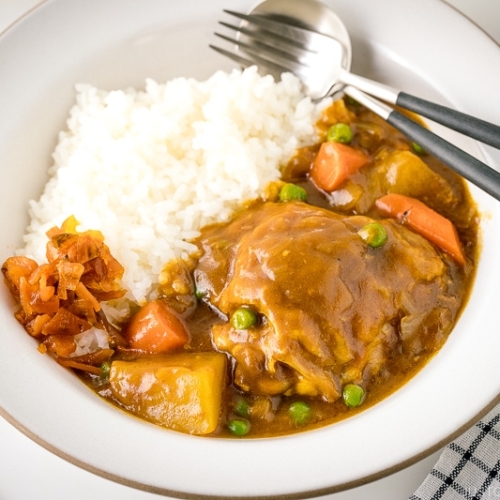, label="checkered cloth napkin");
[410,403,500,500]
